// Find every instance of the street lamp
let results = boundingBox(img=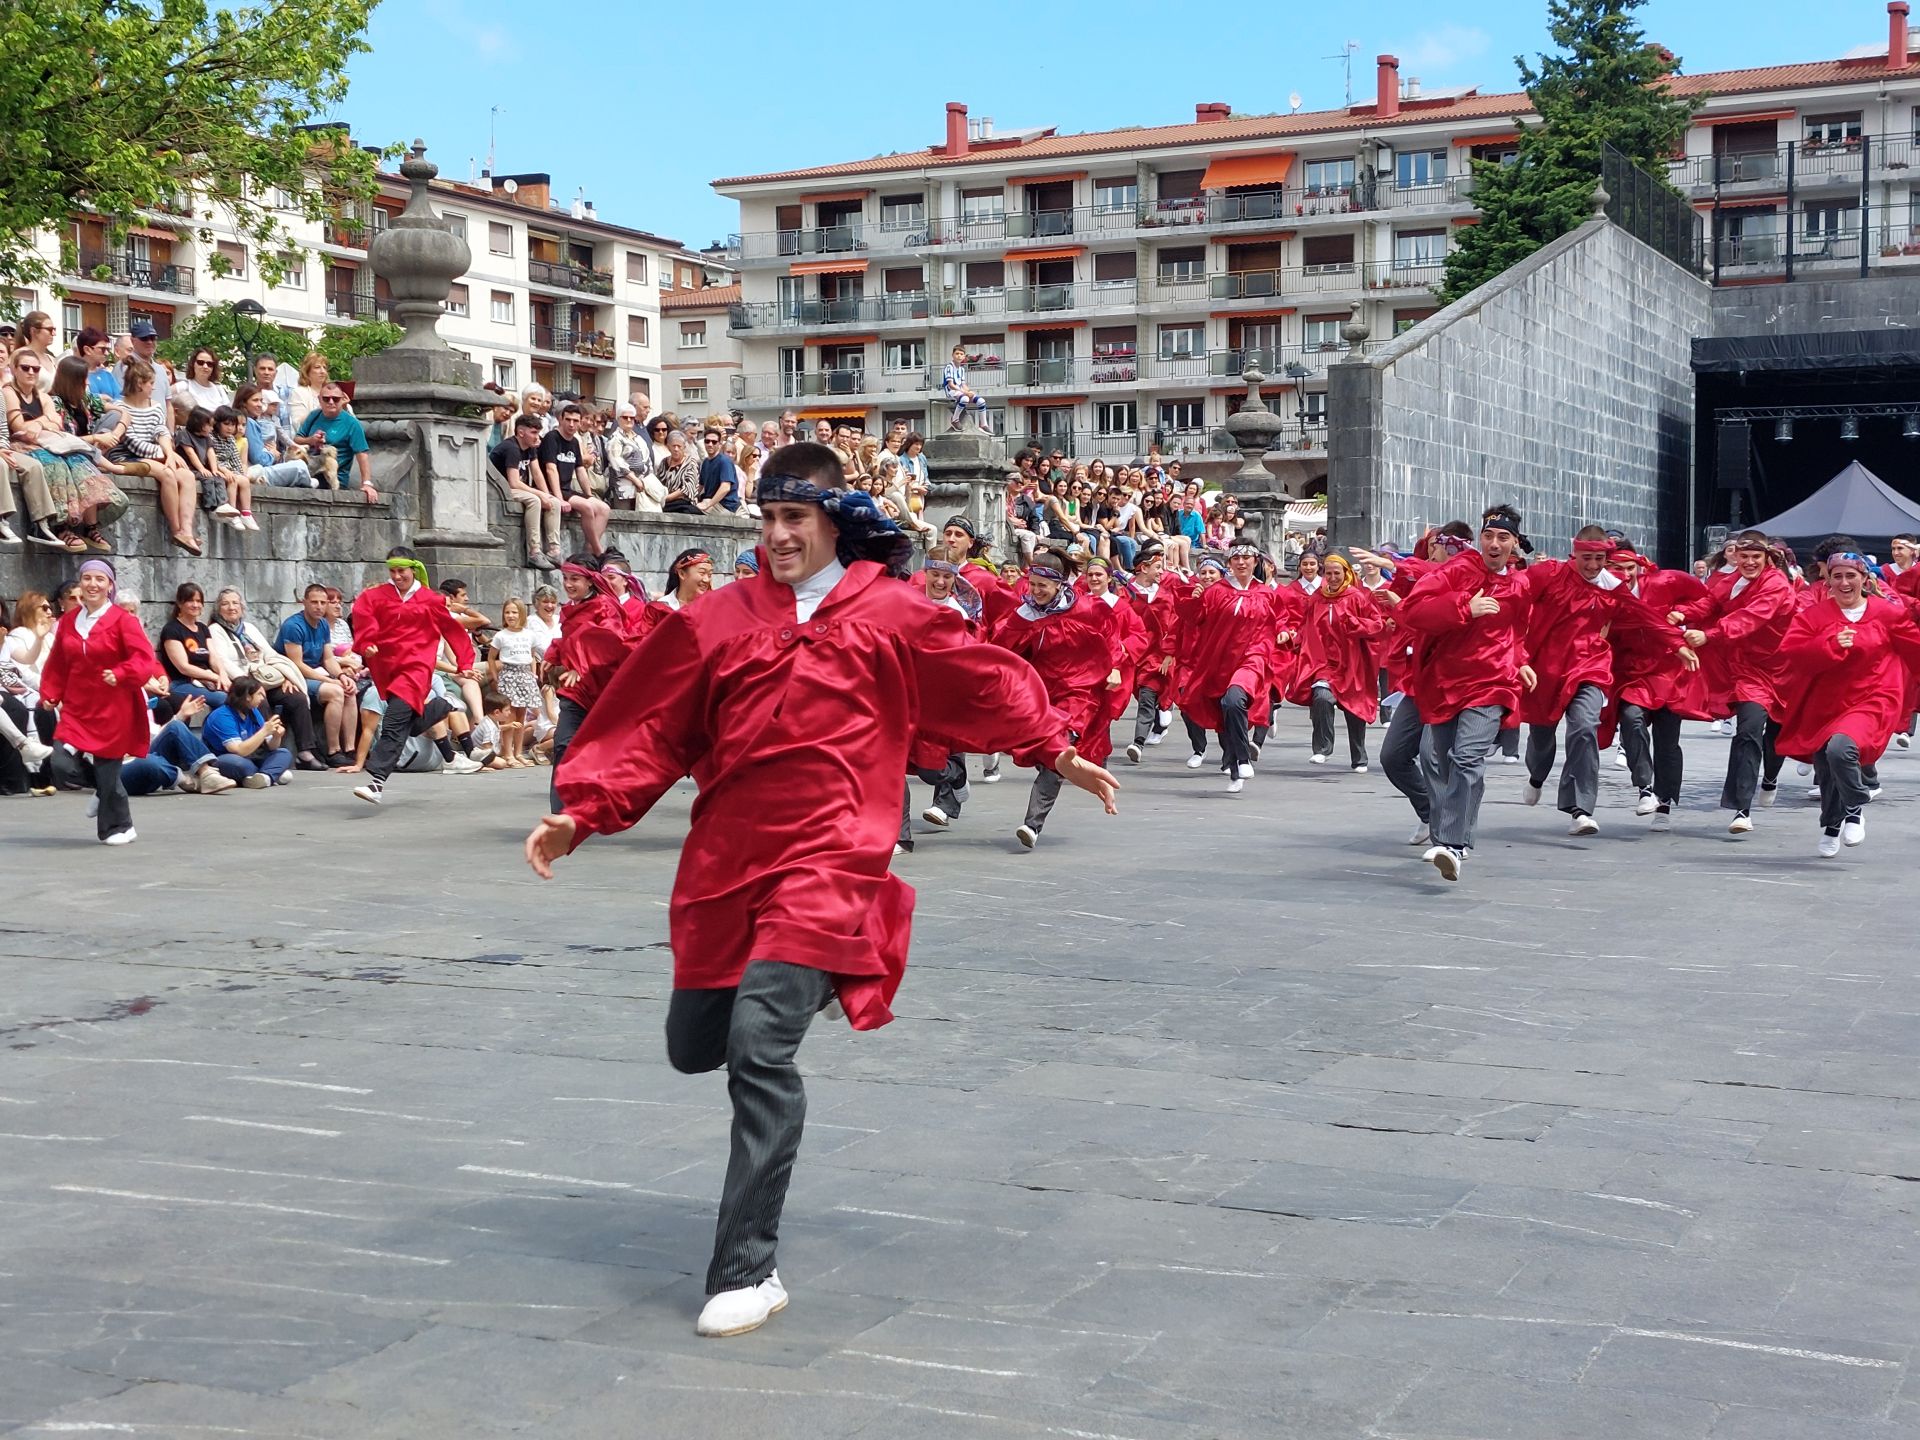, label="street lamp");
[230,298,267,363]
